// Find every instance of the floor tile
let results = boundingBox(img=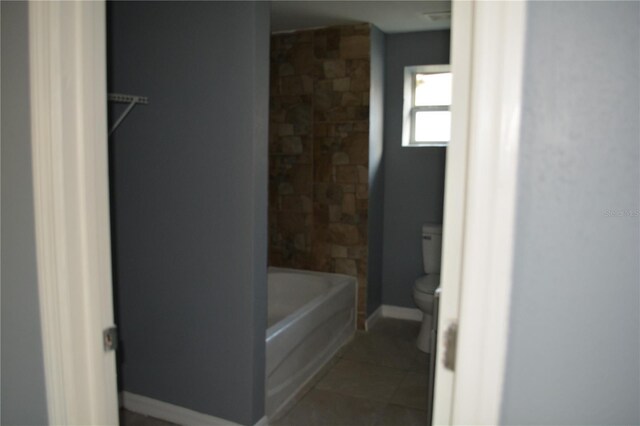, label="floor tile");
[389,372,429,411]
[315,359,405,402]
[272,389,386,426]
[273,319,434,426]
[374,403,429,426]
[369,318,432,374]
[413,350,430,374]
[368,319,421,343]
[340,332,420,371]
